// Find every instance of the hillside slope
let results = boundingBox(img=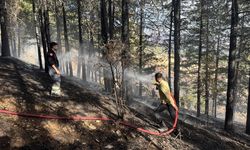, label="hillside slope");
[0,57,249,150]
